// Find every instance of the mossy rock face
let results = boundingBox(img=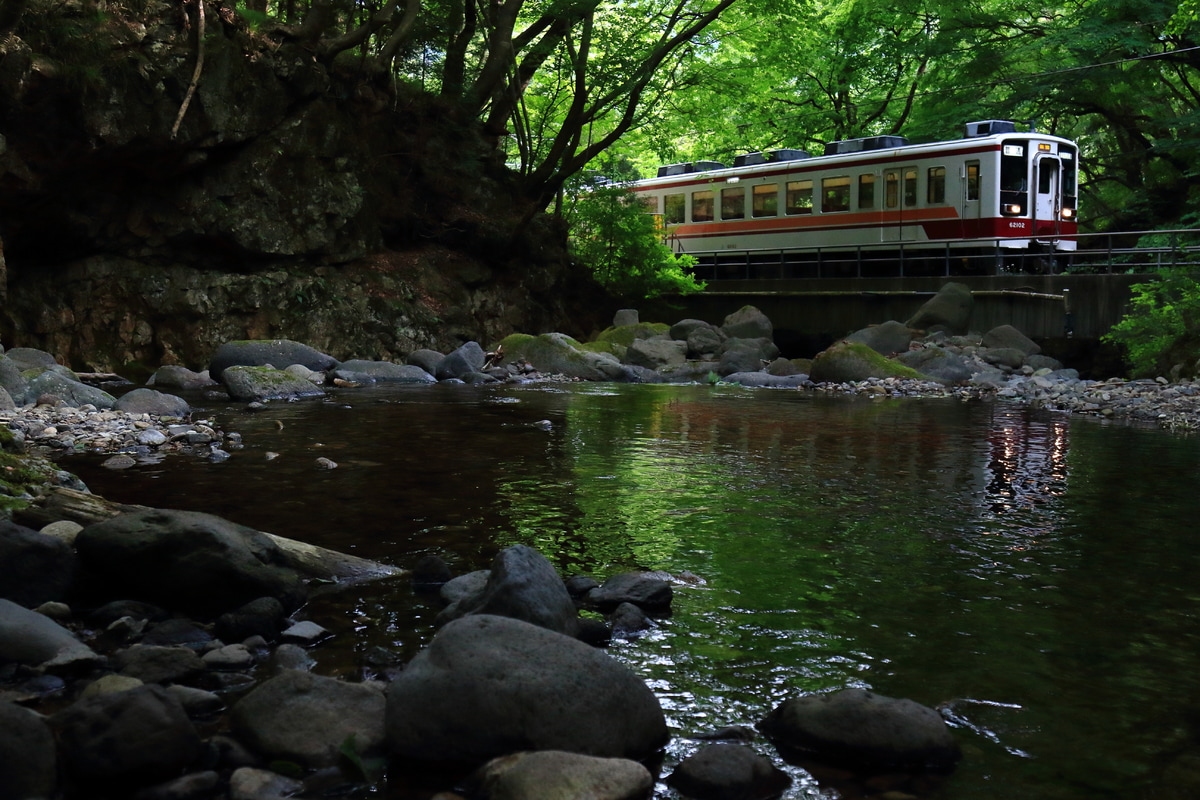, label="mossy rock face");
[496,333,623,381]
[809,341,924,383]
[592,323,670,349]
[222,365,327,402]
